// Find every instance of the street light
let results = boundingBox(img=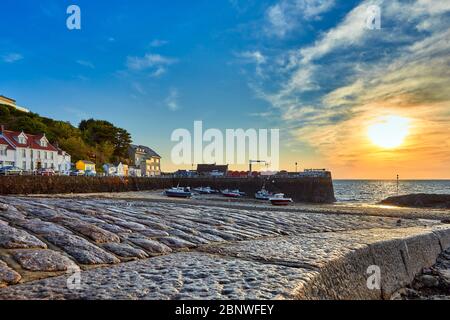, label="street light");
[295,162,298,173]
